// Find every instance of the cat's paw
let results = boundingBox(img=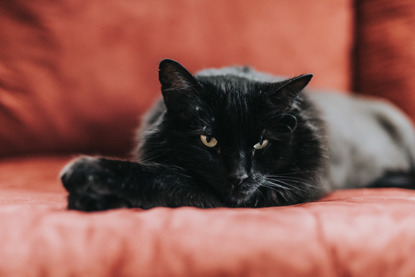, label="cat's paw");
[68,191,132,212]
[60,156,114,193]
